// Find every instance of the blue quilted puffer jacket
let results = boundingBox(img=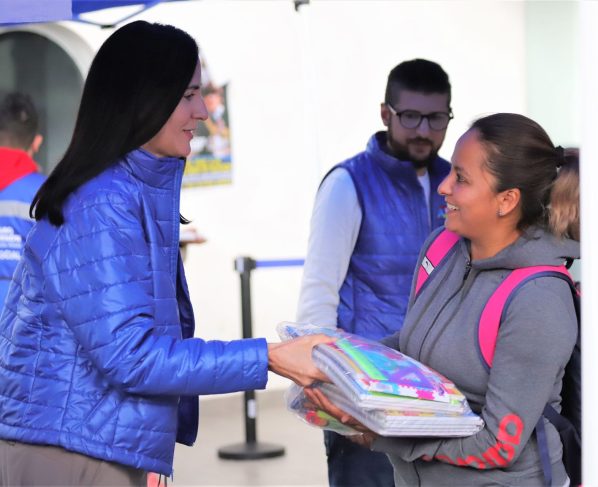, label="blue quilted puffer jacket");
[0,149,269,475]
[334,132,450,341]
